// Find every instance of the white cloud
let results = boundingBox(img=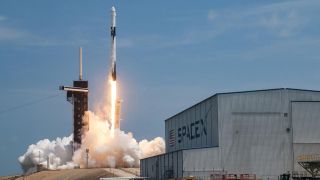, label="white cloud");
[204,1,318,39]
[208,10,218,21]
[23,37,79,47]
[0,25,88,47]
[0,15,90,47]
[0,16,28,41]
[260,10,302,37]
[248,1,313,38]
[0,27,28,40]
[108,1,319,50]
[0,26,76,46]
[0,16,7,21]
[220,36,320,65]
